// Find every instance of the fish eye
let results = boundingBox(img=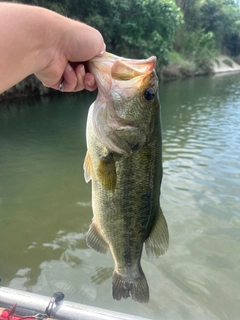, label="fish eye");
[143,88,155,101]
